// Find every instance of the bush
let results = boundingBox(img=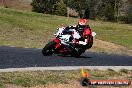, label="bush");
[118,16,128,23]
[127,14,132,23]
[31,0,44,13]
[54,0,67,16]
[31,0,58,14]
[118,15,132,24]
[31,0,67,16]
